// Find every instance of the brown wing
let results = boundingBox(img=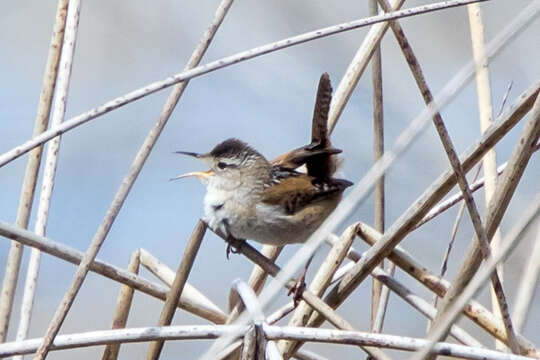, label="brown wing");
[262,173,352,215]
